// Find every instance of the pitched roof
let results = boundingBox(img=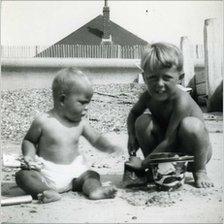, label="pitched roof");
[52,15,148,46]
[36,15,148,57]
